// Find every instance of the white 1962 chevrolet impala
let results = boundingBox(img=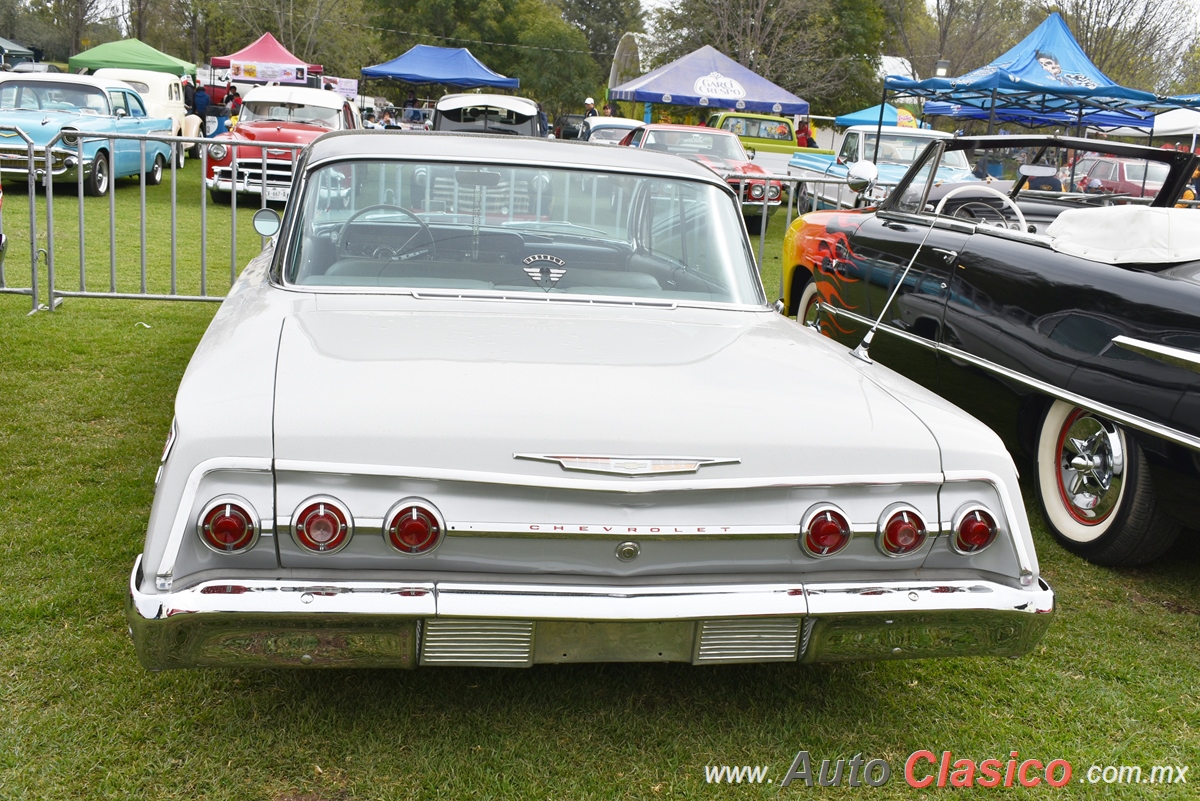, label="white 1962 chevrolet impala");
[126,131,1054,669]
